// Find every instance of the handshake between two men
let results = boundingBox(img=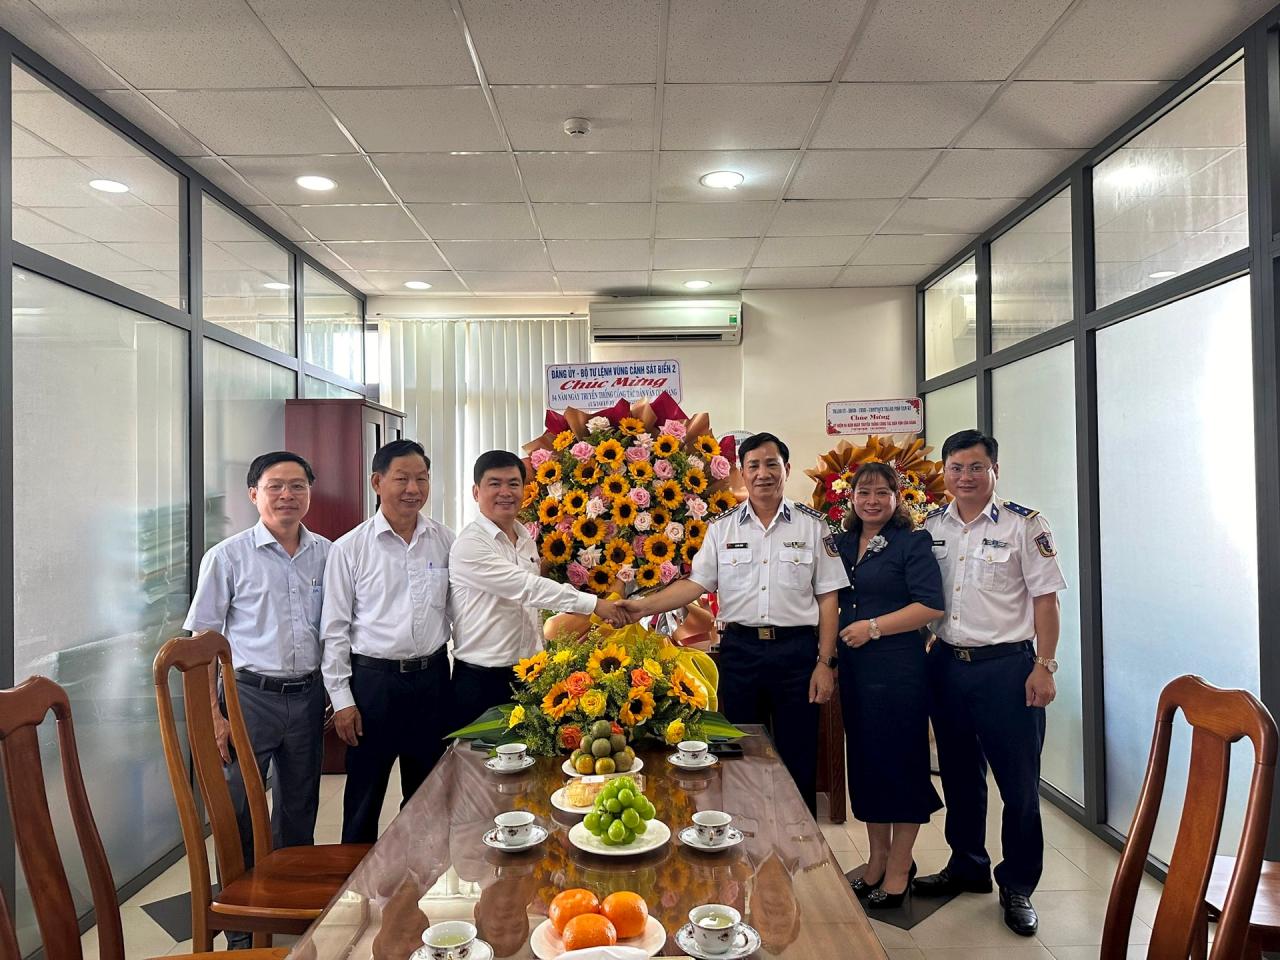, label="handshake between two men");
[591,596,645,628]
[589,578,708,629]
